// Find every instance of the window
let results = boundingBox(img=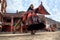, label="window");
[6,19,11,22]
